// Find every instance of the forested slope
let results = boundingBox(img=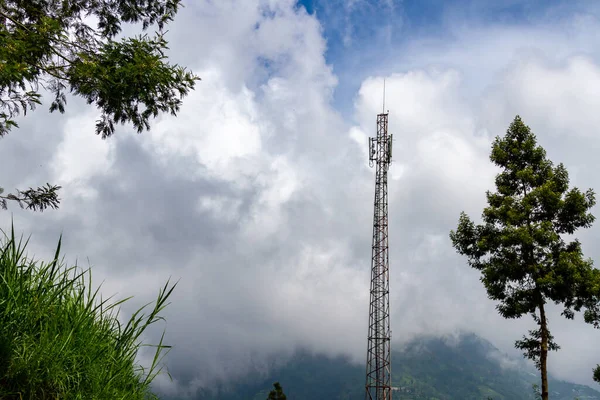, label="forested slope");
[177,334,600,400]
